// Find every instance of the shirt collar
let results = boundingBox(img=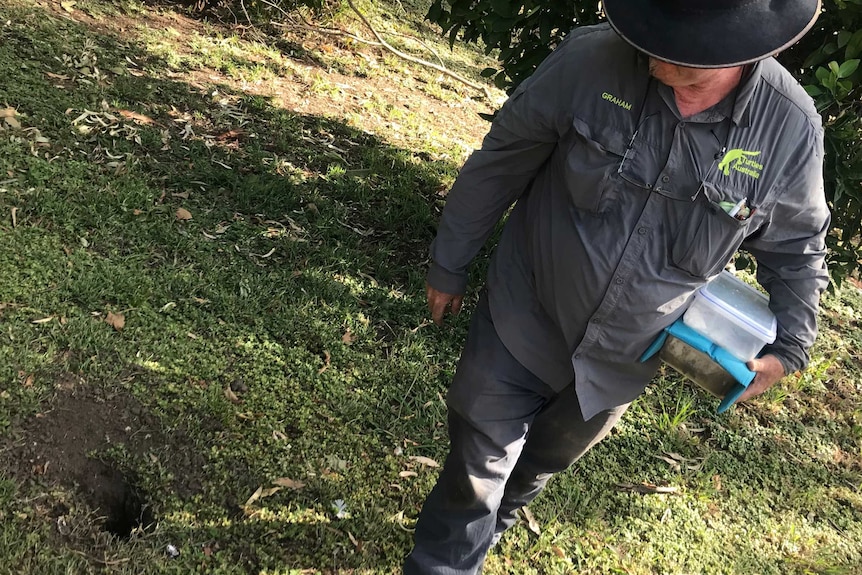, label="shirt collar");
[731,60,762,127]
[652,60,762,127]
